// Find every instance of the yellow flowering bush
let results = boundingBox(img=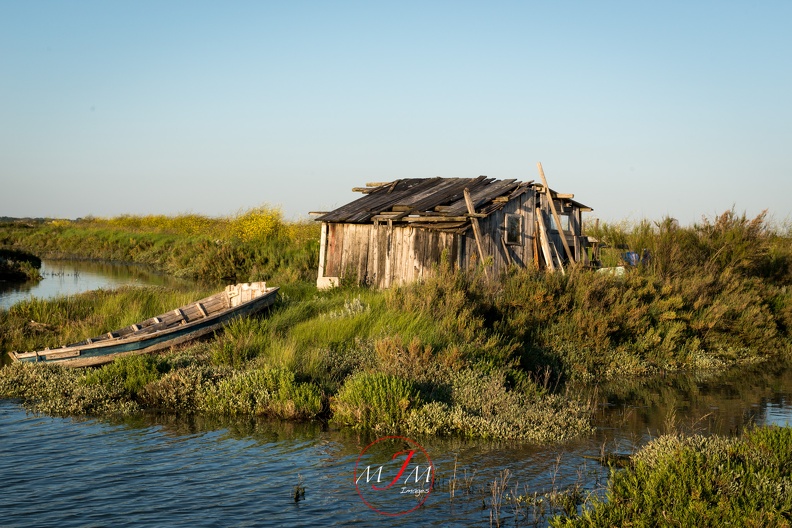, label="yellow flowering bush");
[228,206,284,242]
